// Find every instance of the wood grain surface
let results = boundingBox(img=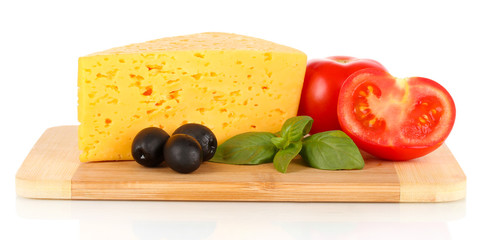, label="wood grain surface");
[15,126,466,202]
